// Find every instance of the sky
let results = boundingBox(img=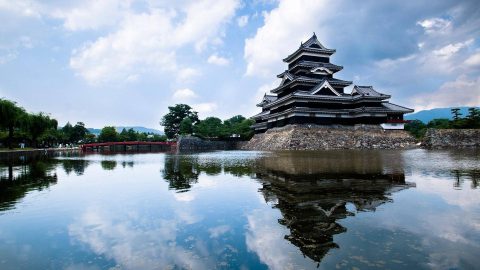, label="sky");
[0,0,479,129]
